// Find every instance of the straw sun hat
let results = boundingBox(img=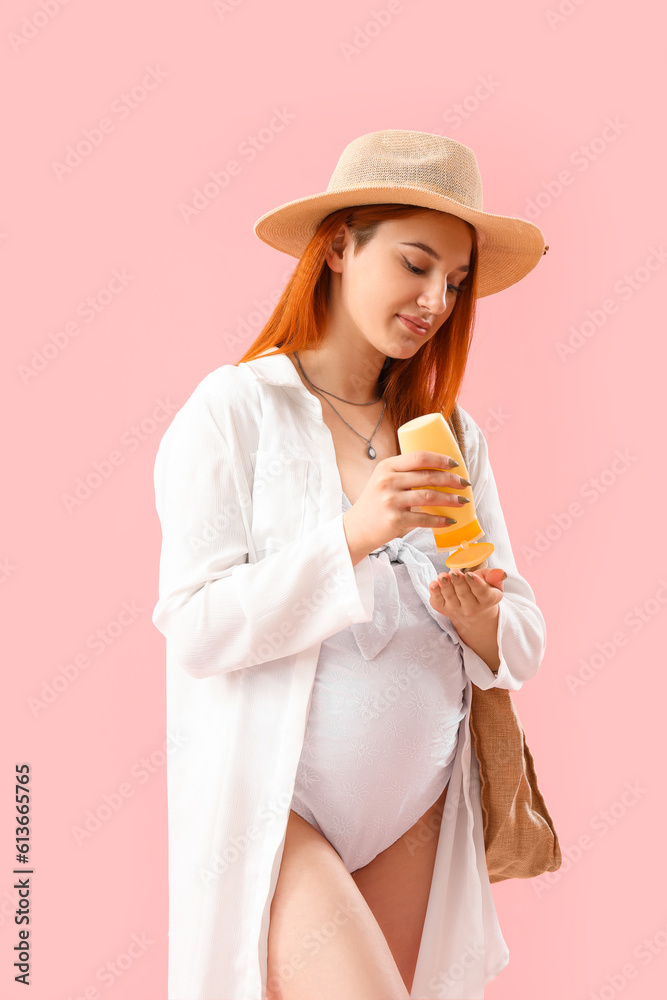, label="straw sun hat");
[253,129,549,299]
